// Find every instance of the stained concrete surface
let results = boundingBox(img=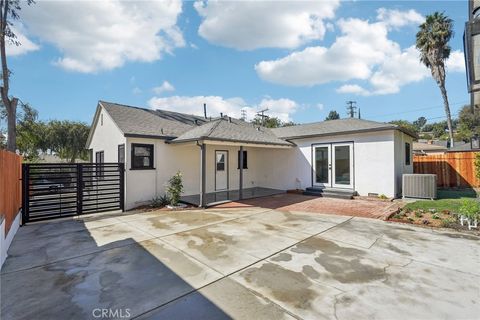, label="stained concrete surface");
[1,207,479,320]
